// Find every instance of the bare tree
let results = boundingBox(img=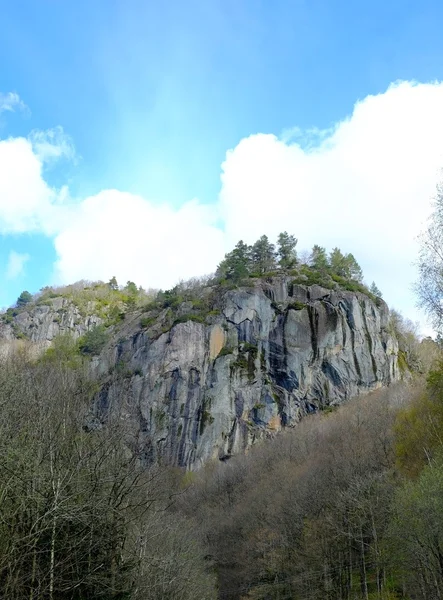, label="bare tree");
[417,183,443,331]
